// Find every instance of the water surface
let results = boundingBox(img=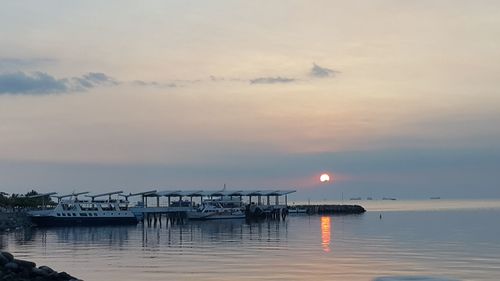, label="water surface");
[2,200,500,281]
